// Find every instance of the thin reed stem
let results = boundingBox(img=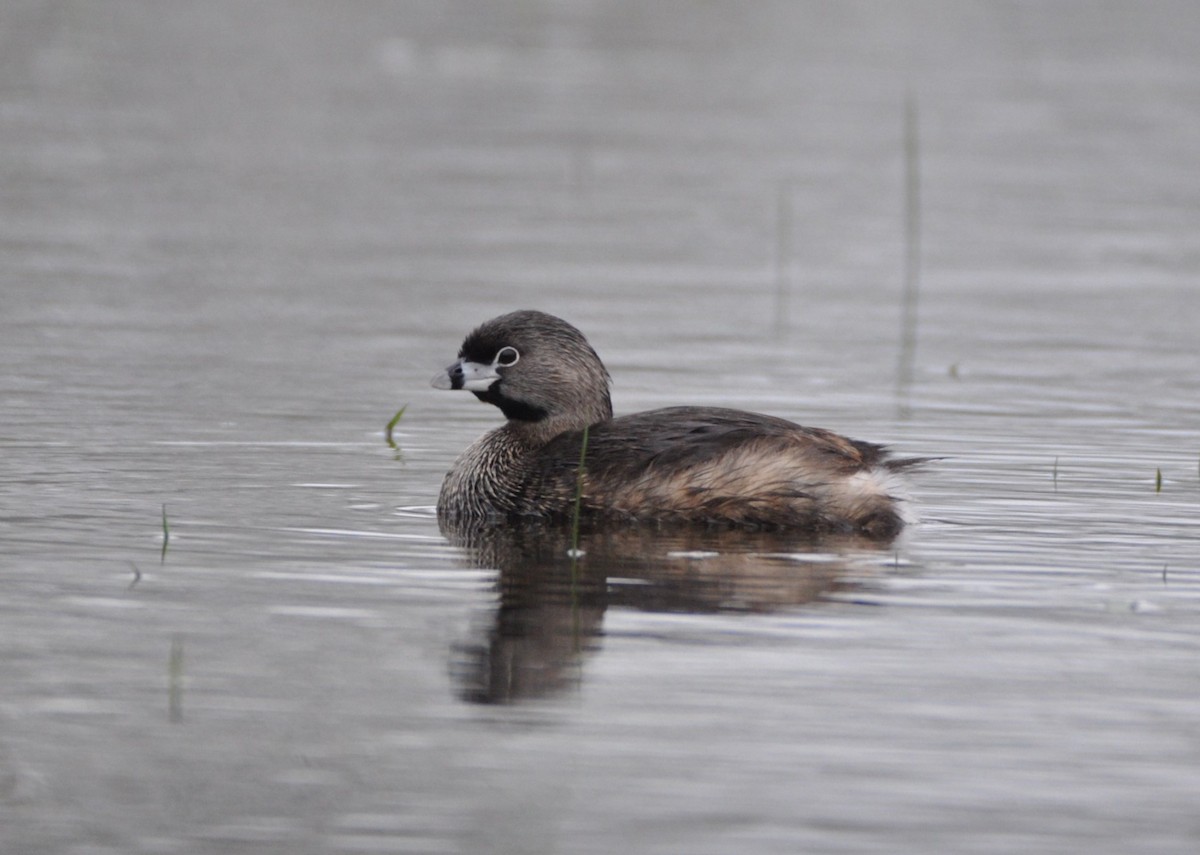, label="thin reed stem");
[569,424,590,557]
